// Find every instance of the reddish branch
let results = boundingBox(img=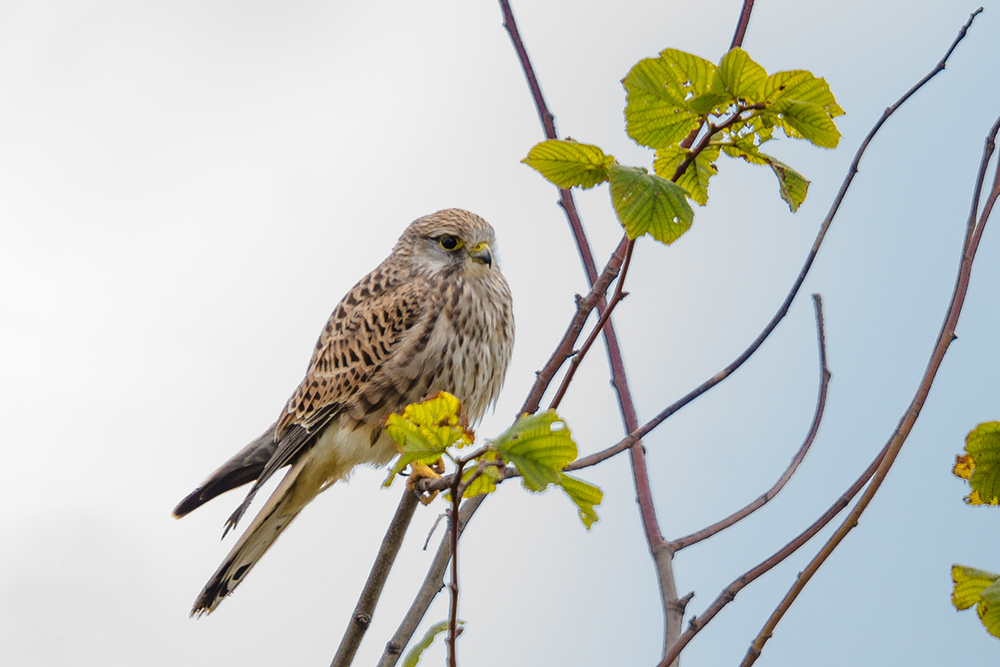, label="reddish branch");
[744,93,996,667]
